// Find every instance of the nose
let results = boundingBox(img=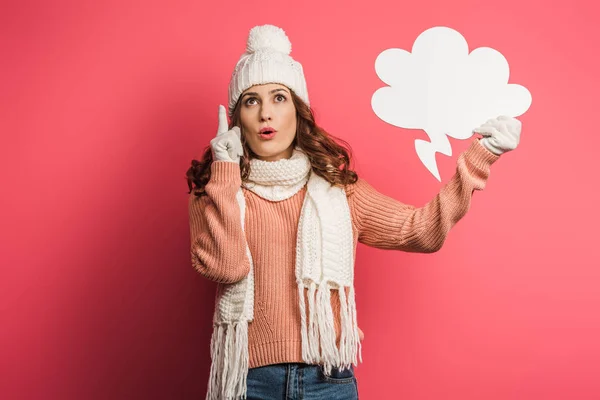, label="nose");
[259,104,272,122]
